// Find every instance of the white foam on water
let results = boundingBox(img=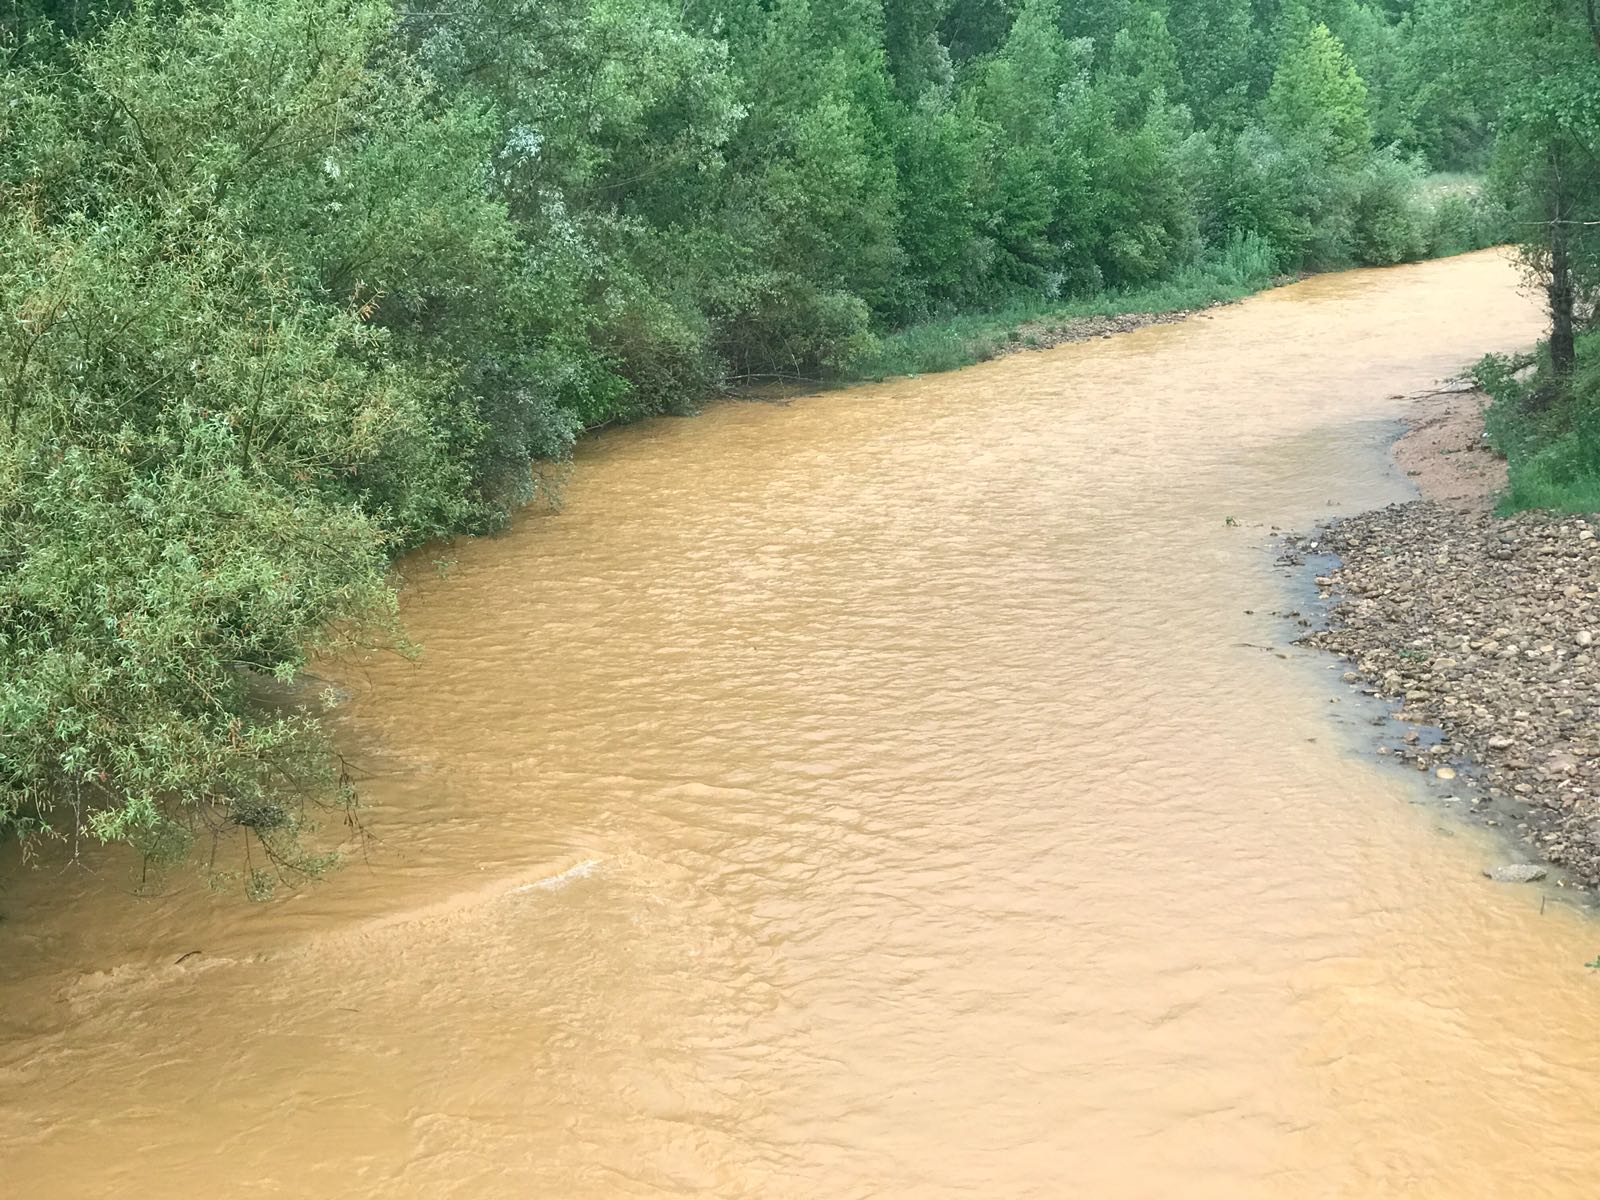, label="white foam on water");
[509,858,603,895]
